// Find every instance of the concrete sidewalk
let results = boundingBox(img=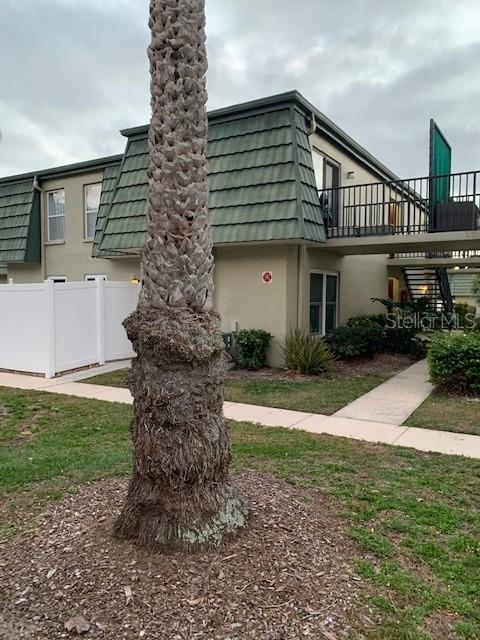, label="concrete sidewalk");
[334,359,434,425]
[223,402,480,459]
[0,365,479,459]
